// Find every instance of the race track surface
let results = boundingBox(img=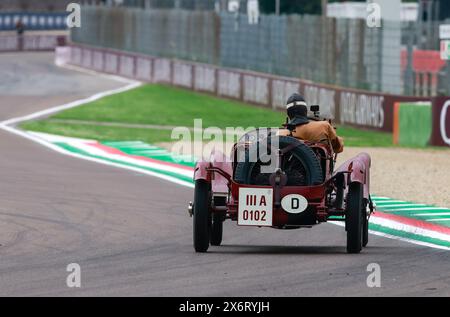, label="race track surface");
[0,52,449,297]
